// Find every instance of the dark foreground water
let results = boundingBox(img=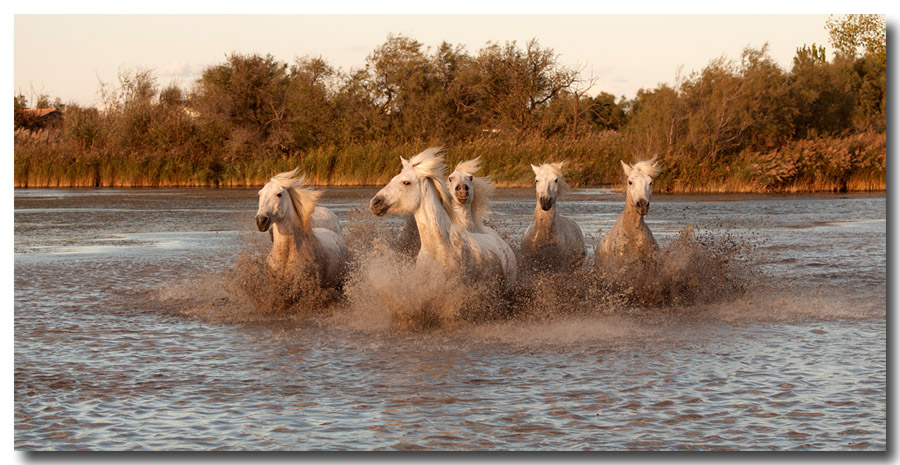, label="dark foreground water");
[14,188,885,451]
